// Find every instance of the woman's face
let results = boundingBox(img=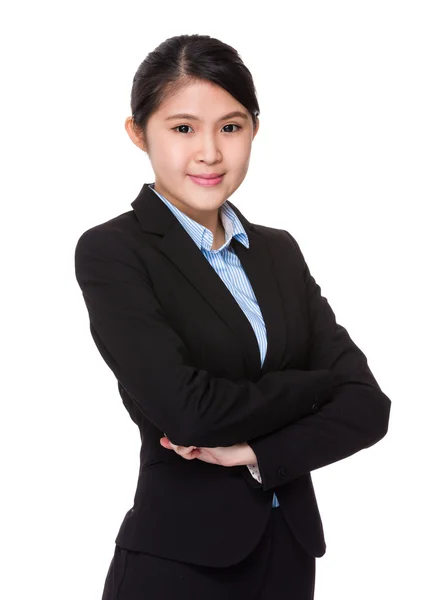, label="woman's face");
[126,79,259,223]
